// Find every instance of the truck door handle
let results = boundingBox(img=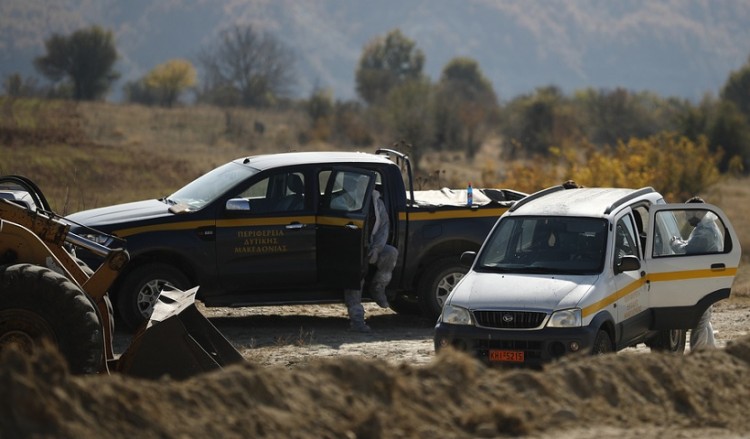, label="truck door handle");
[345,223,359,230]
[711,263,726,271]
[286,222,306,230]
[196,226,215,241]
